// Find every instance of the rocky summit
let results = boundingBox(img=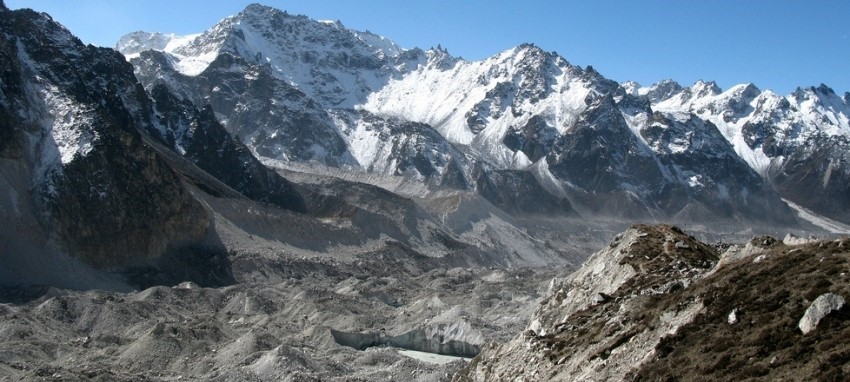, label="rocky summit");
[0,2,848,381]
